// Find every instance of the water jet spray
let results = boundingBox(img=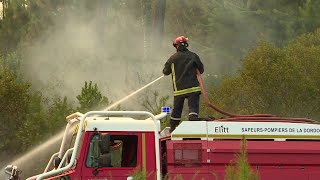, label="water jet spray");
[104,75,164,111]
